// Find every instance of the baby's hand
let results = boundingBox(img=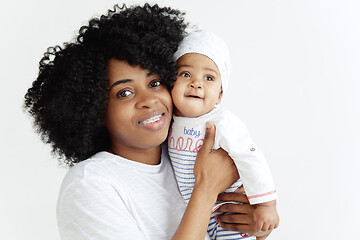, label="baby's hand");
[253,200,279,232]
